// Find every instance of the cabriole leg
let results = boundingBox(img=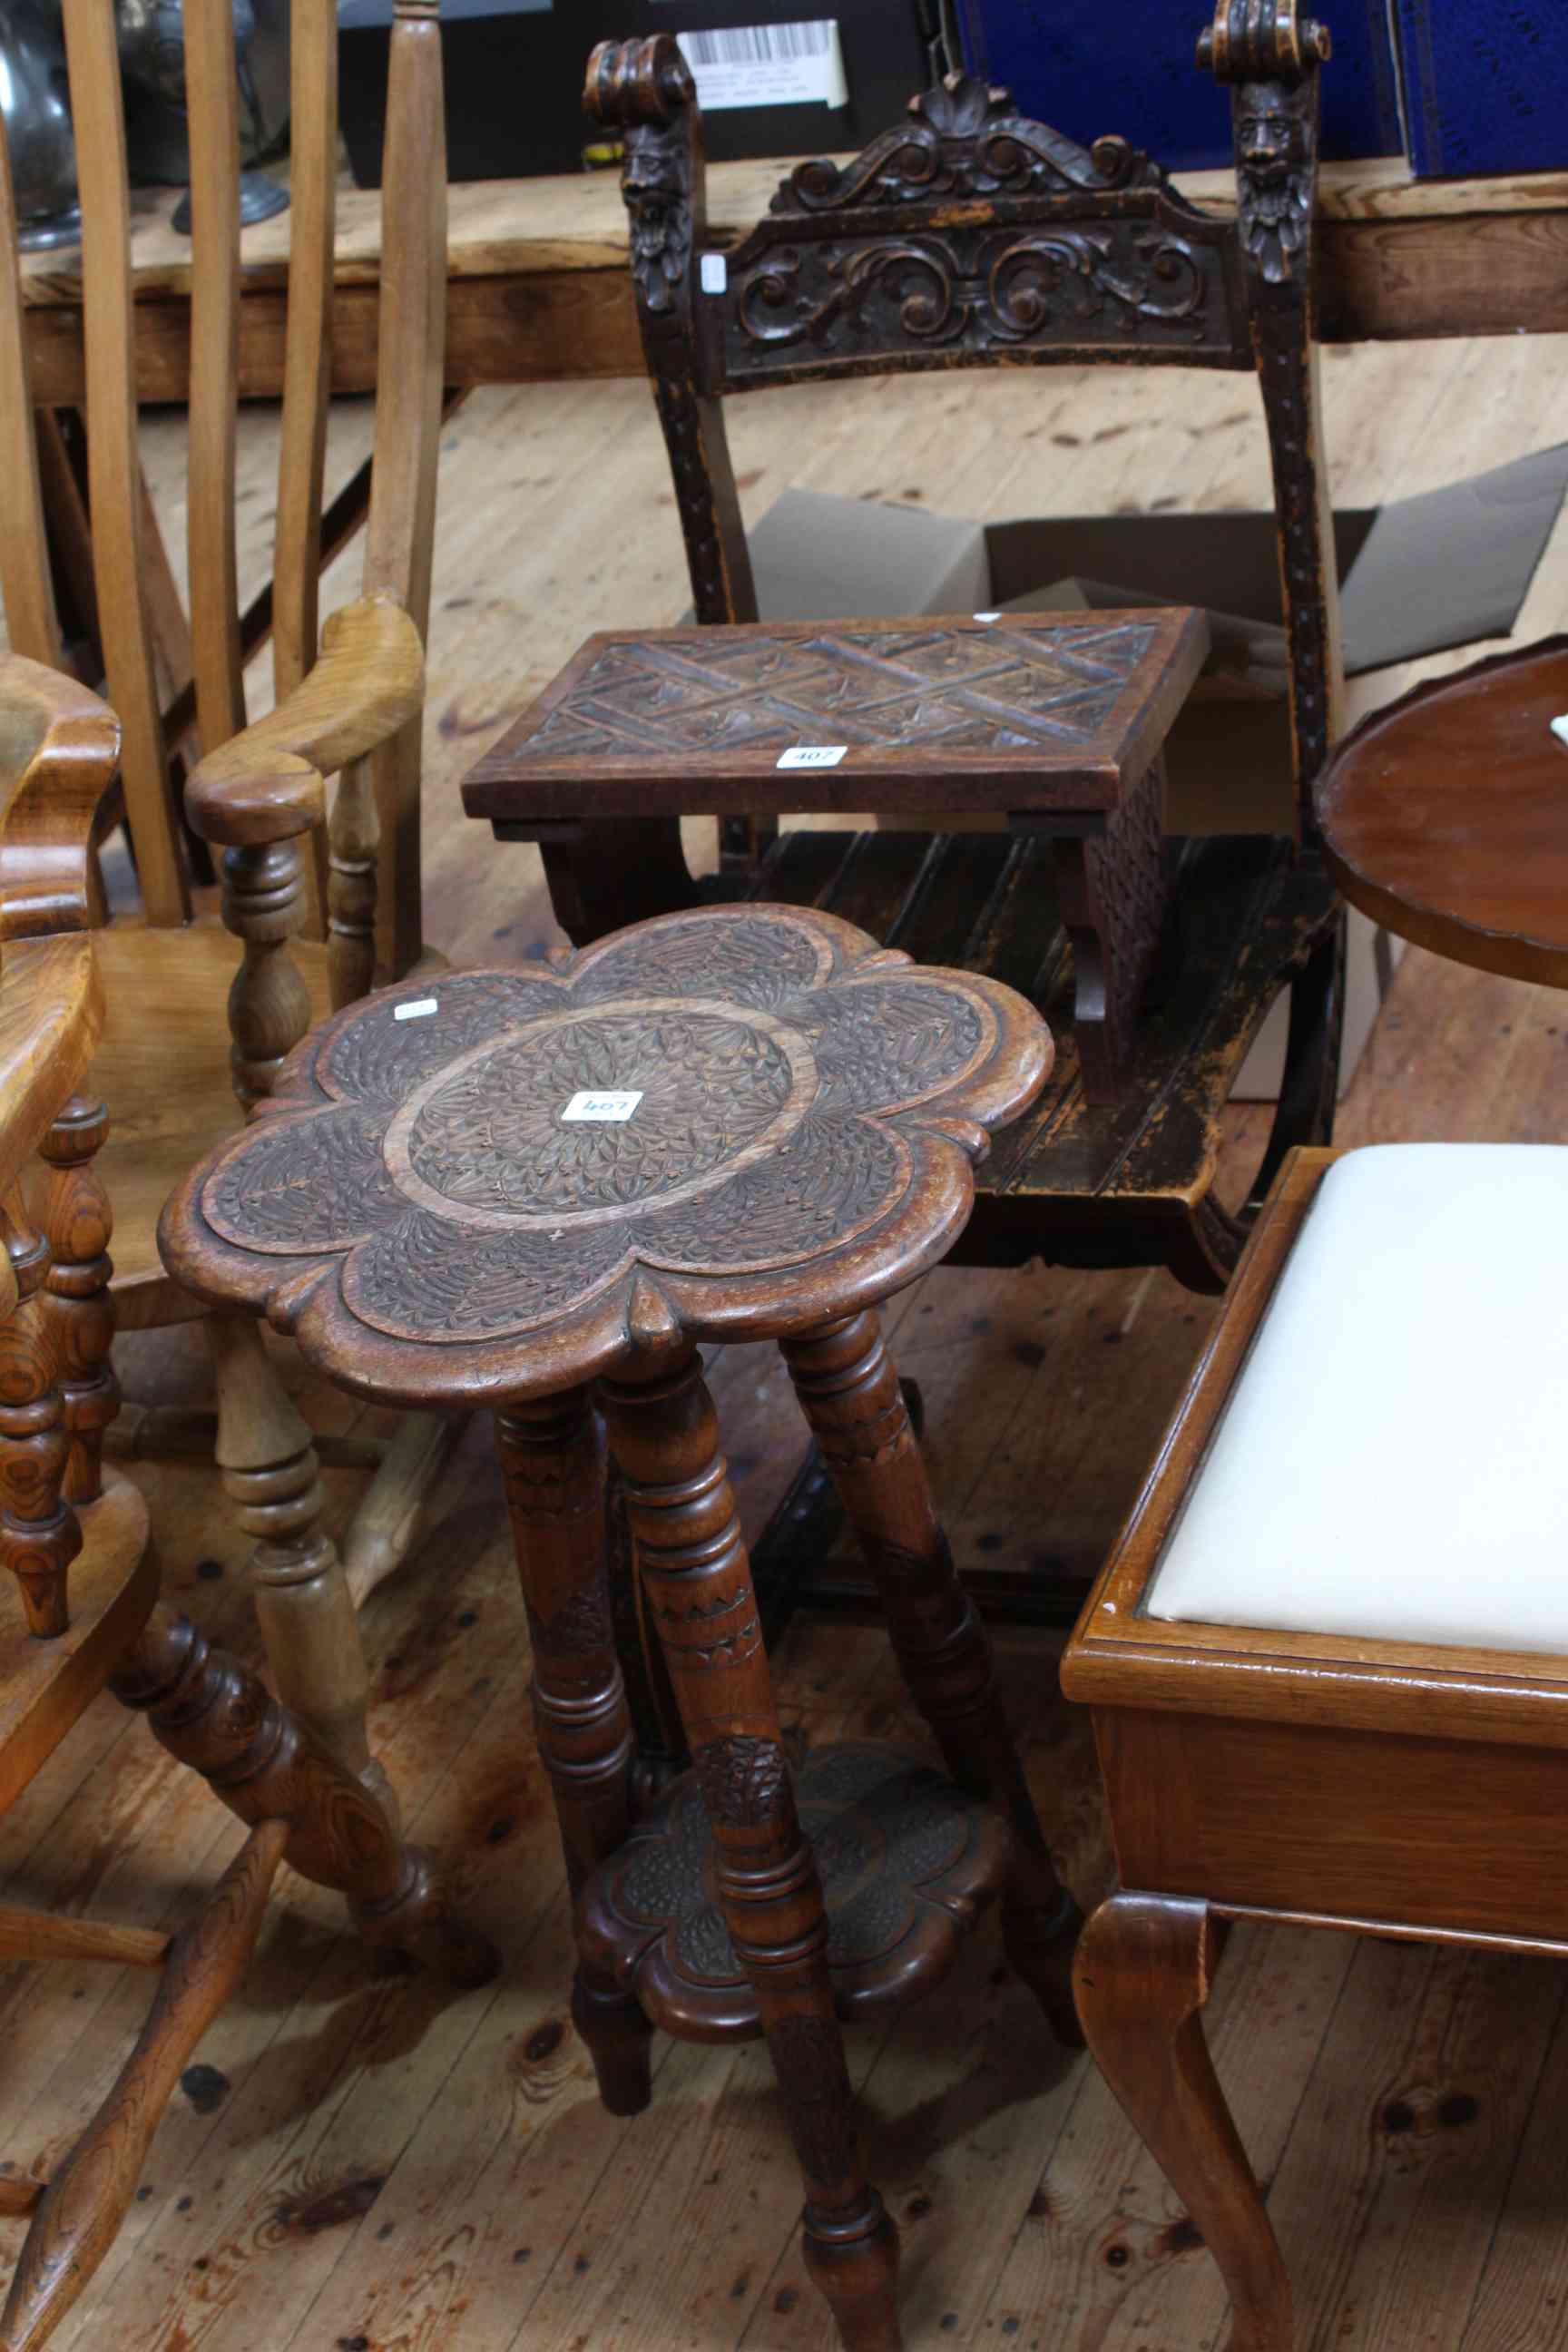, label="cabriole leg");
[1074,1893,1291,2352]
[599,1346,901,2352]
[780,1311,1081,2044]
